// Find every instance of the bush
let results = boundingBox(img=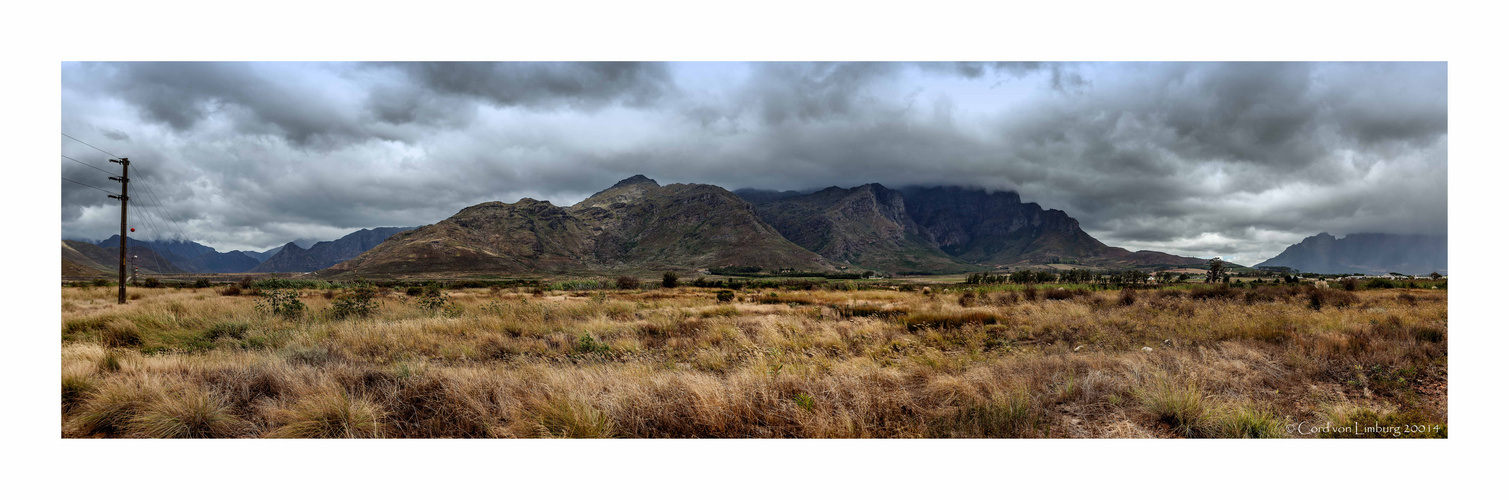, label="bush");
[616,276,641,290]
[193,278,212,288]
[1119,288,1137,306]
[957,290,978,307]
[1339,278,1359,291]
[257,289,307,320]
[142,277,161,288]
[91,278,112,287]
[716,290,735,302]
[1021,286,1039,301]
[1044,288,1074,301]
[1190,285,1240,301]
[418,286,458,315]
[220,284,243,296]
[662,272,679,289]
[330,284,380,320]
[1307,288,1357,310]
[405,286,423,296]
